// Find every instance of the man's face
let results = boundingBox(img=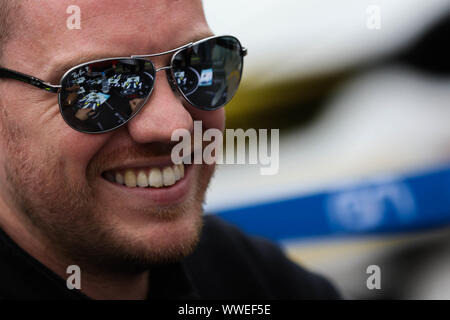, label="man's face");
[0,0,223,270]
